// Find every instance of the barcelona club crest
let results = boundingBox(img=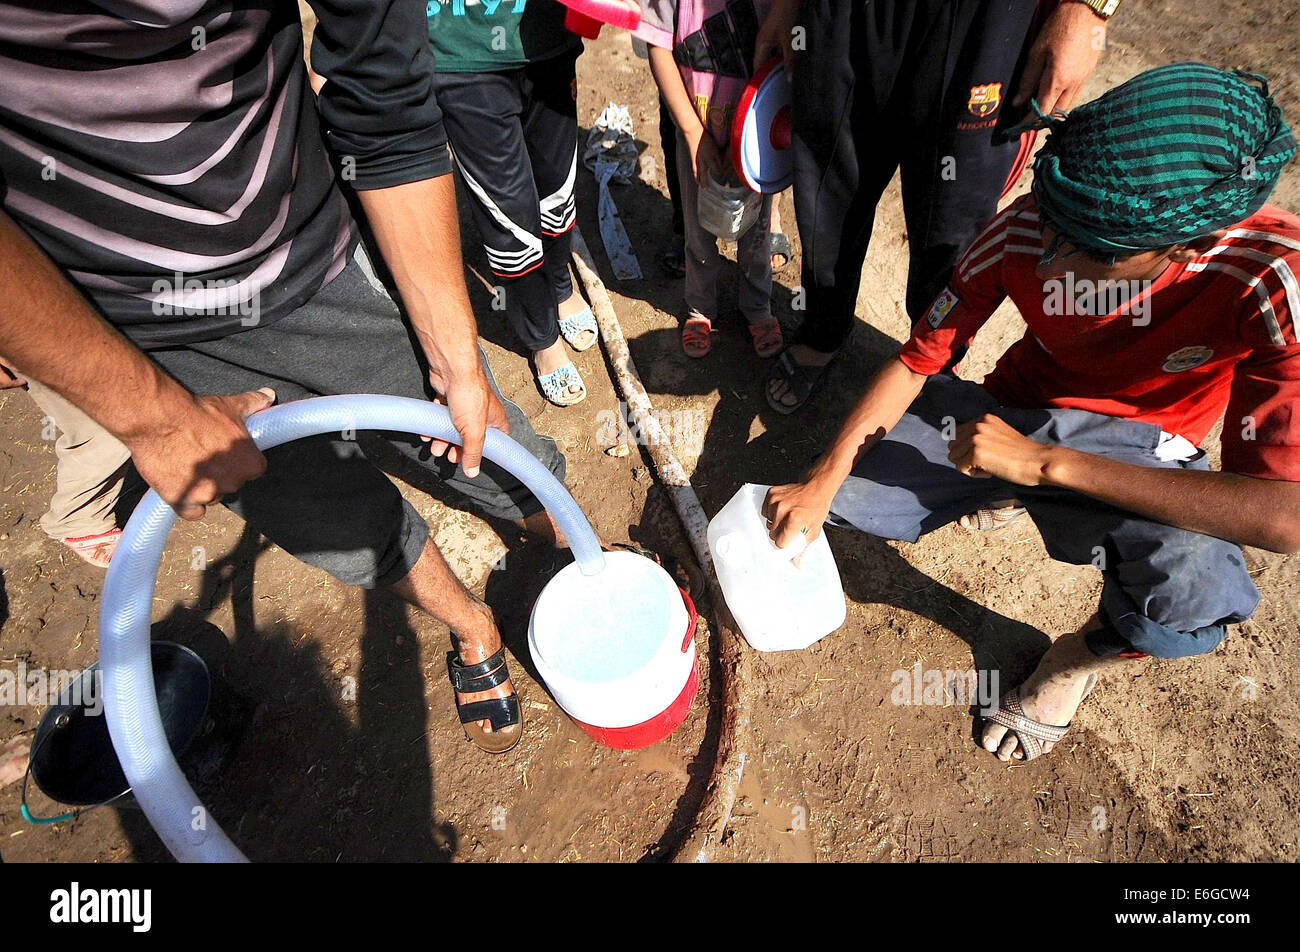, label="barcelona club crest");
[967,83,1003,119]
